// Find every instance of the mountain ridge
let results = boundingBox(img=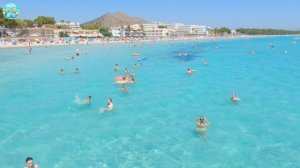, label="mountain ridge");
[82,11,147,27]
